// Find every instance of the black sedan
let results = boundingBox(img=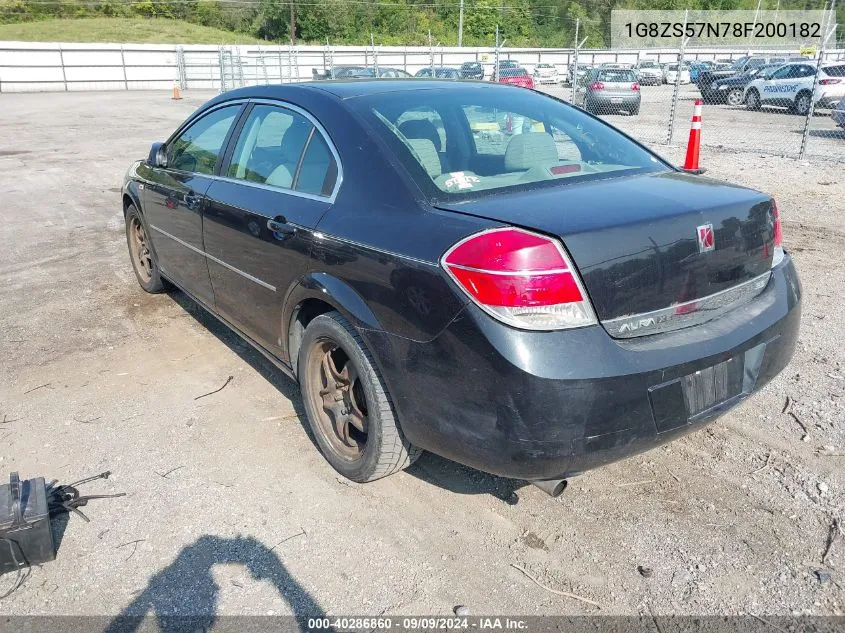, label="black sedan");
[706,65,781,106]
[123,80,801,495]
[460,61,484,80]
[415,66,461,80]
